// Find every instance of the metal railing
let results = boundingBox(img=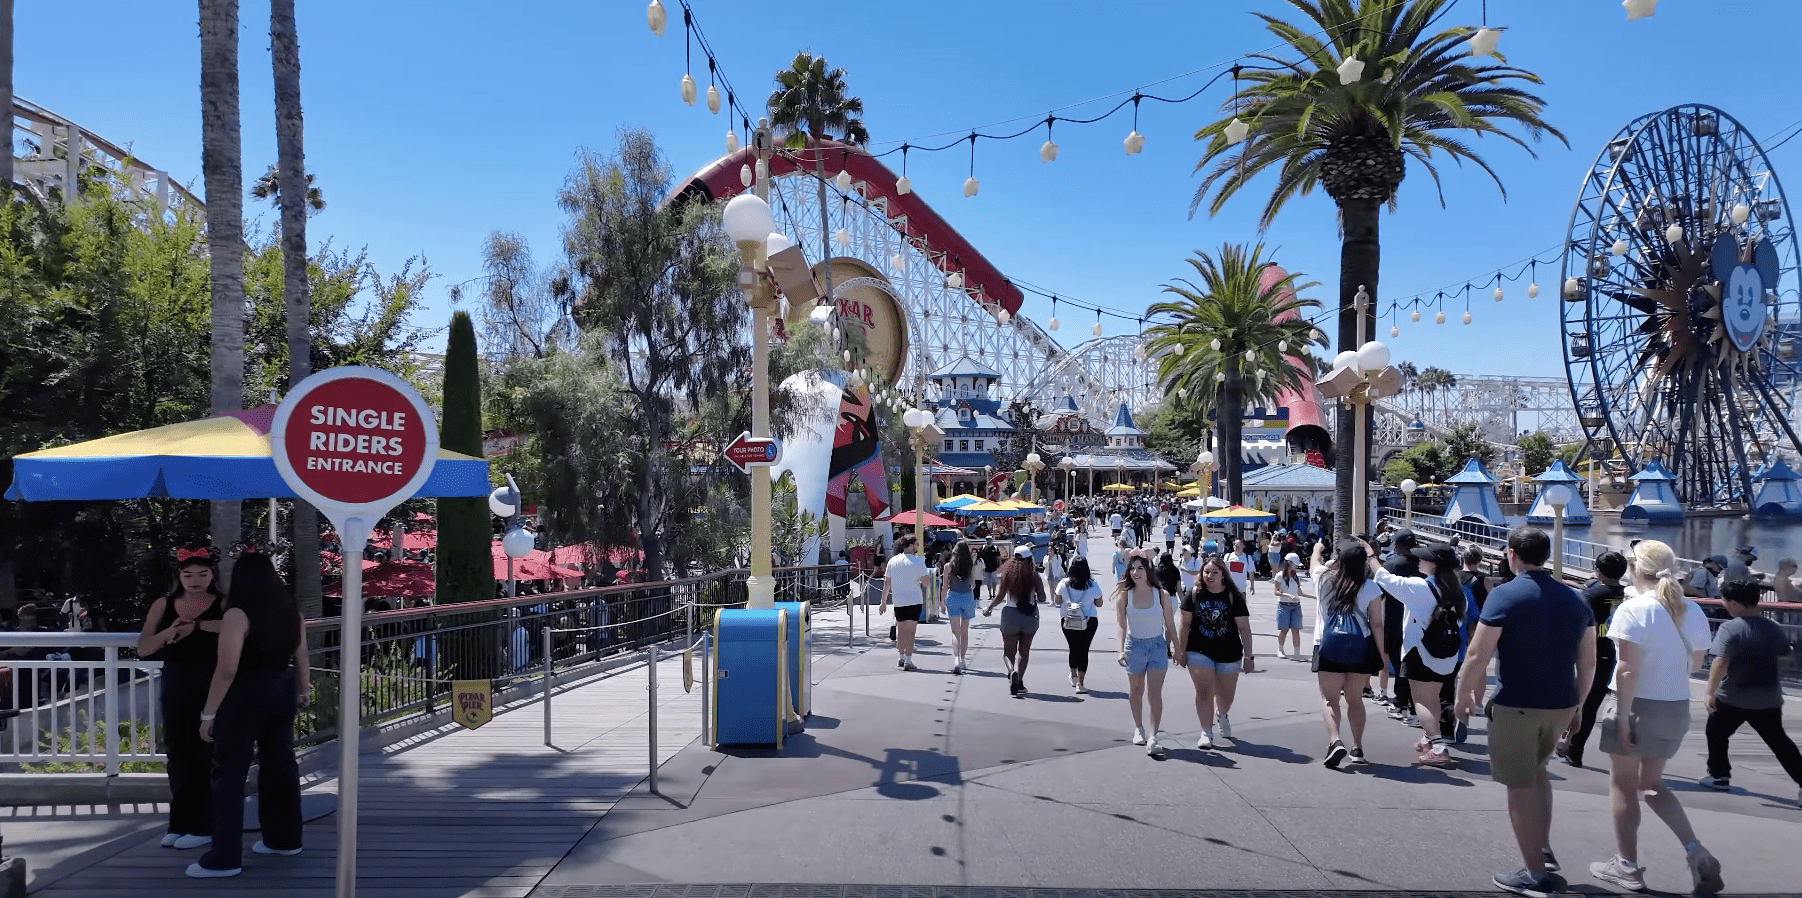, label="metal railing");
[1378,510,1706,578]
[0,562,854,775]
